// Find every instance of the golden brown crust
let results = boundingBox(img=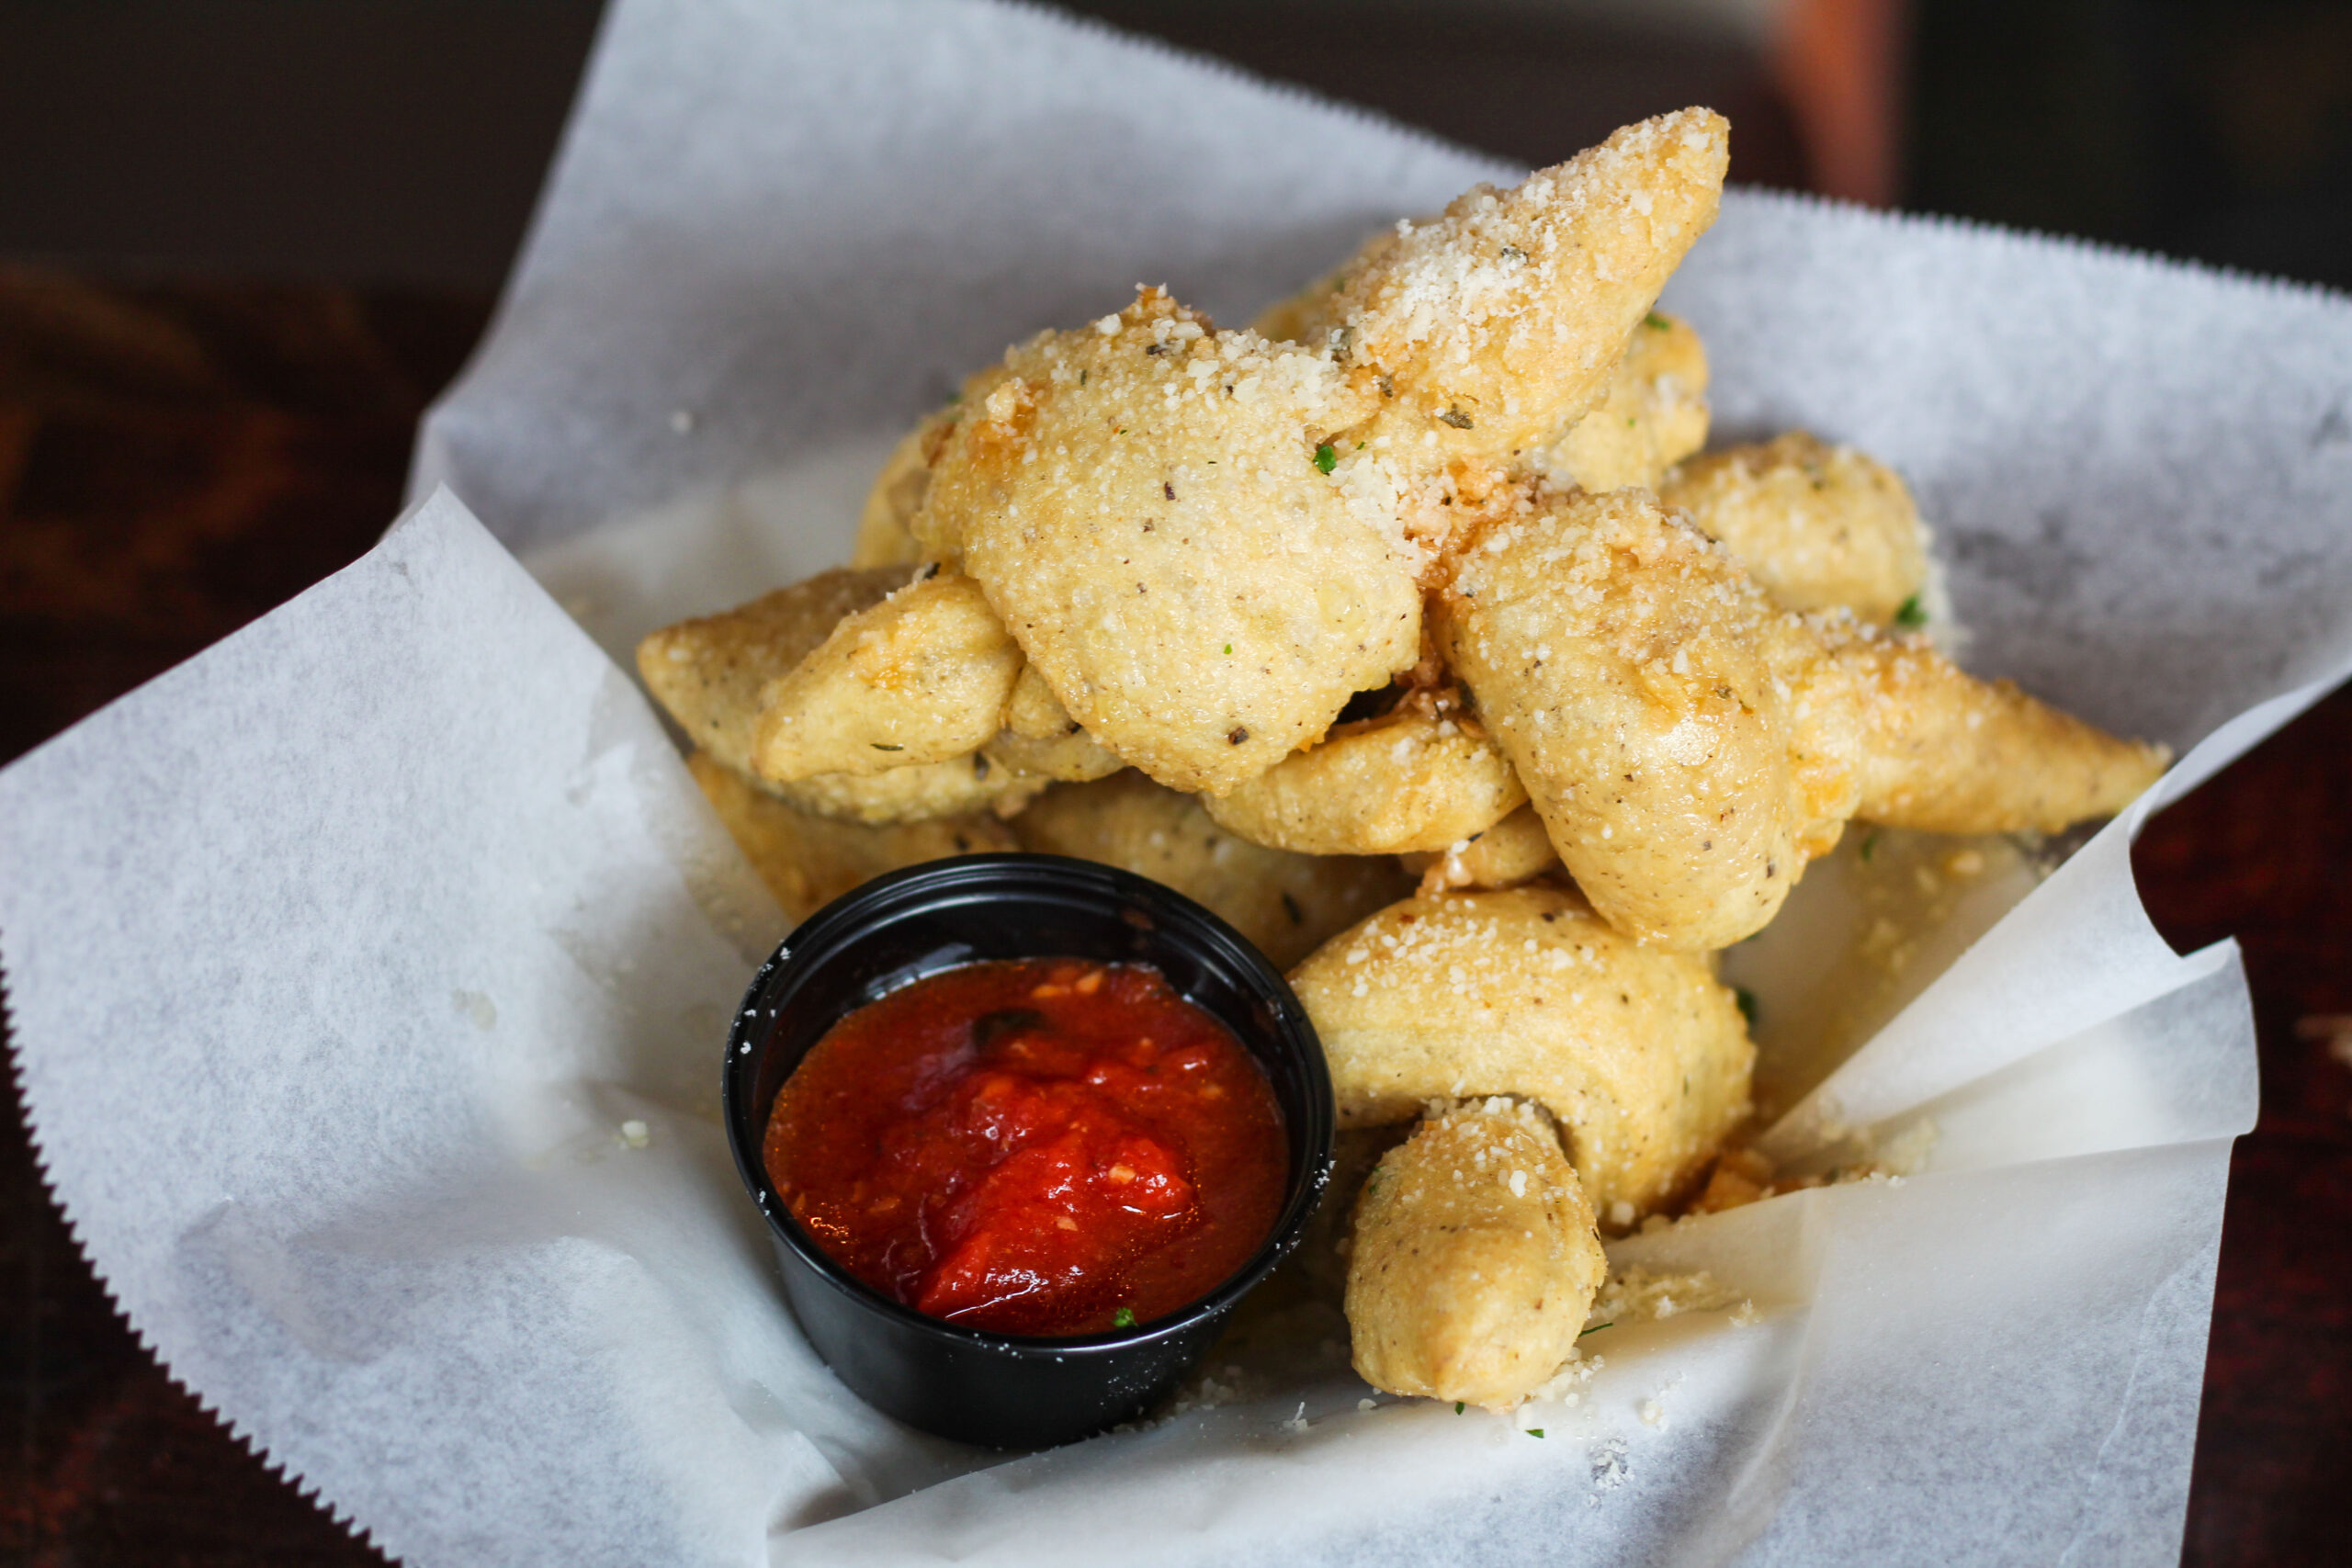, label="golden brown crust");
[1660,432,1928,622]
[1011,771,1409,969]
[1202,705,1526,855]
[1817,615,2172,832]
[983,728,1126,783]
[986,663,1127,780]
[917,288,1420,795]
[1396,803,1562,891]
[1439,486,2166,946]
[1270,294,1709,497]
[1438,487,1859,949]
[635,567,910,778]
[751,571,1023,781]
[1002,662,1080,741]
[849,409,955,569]
[763,750,1046,825]
[1346,1100,1606,1408]
[1536,310,1711,493]
[1324,110,1729,464]
[686,751,1016,921]
[1250,248,1386,347]
[1289,885,1754,1220]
